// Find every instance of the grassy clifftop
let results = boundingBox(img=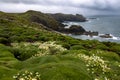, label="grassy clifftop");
[0,10,66,44]
[0,10,120,80]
